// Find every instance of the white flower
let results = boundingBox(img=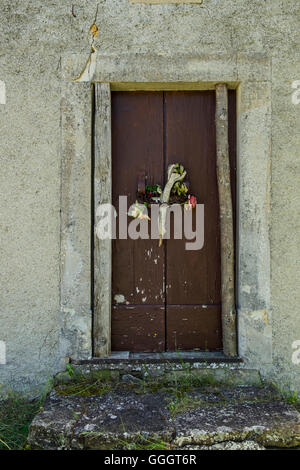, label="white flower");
[128,201,150,220]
